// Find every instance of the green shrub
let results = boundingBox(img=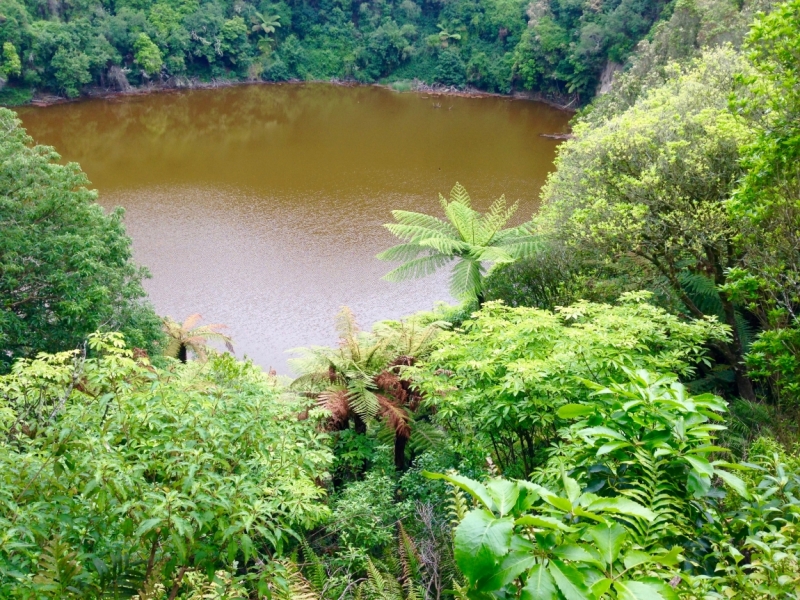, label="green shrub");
[0,335,332,597]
